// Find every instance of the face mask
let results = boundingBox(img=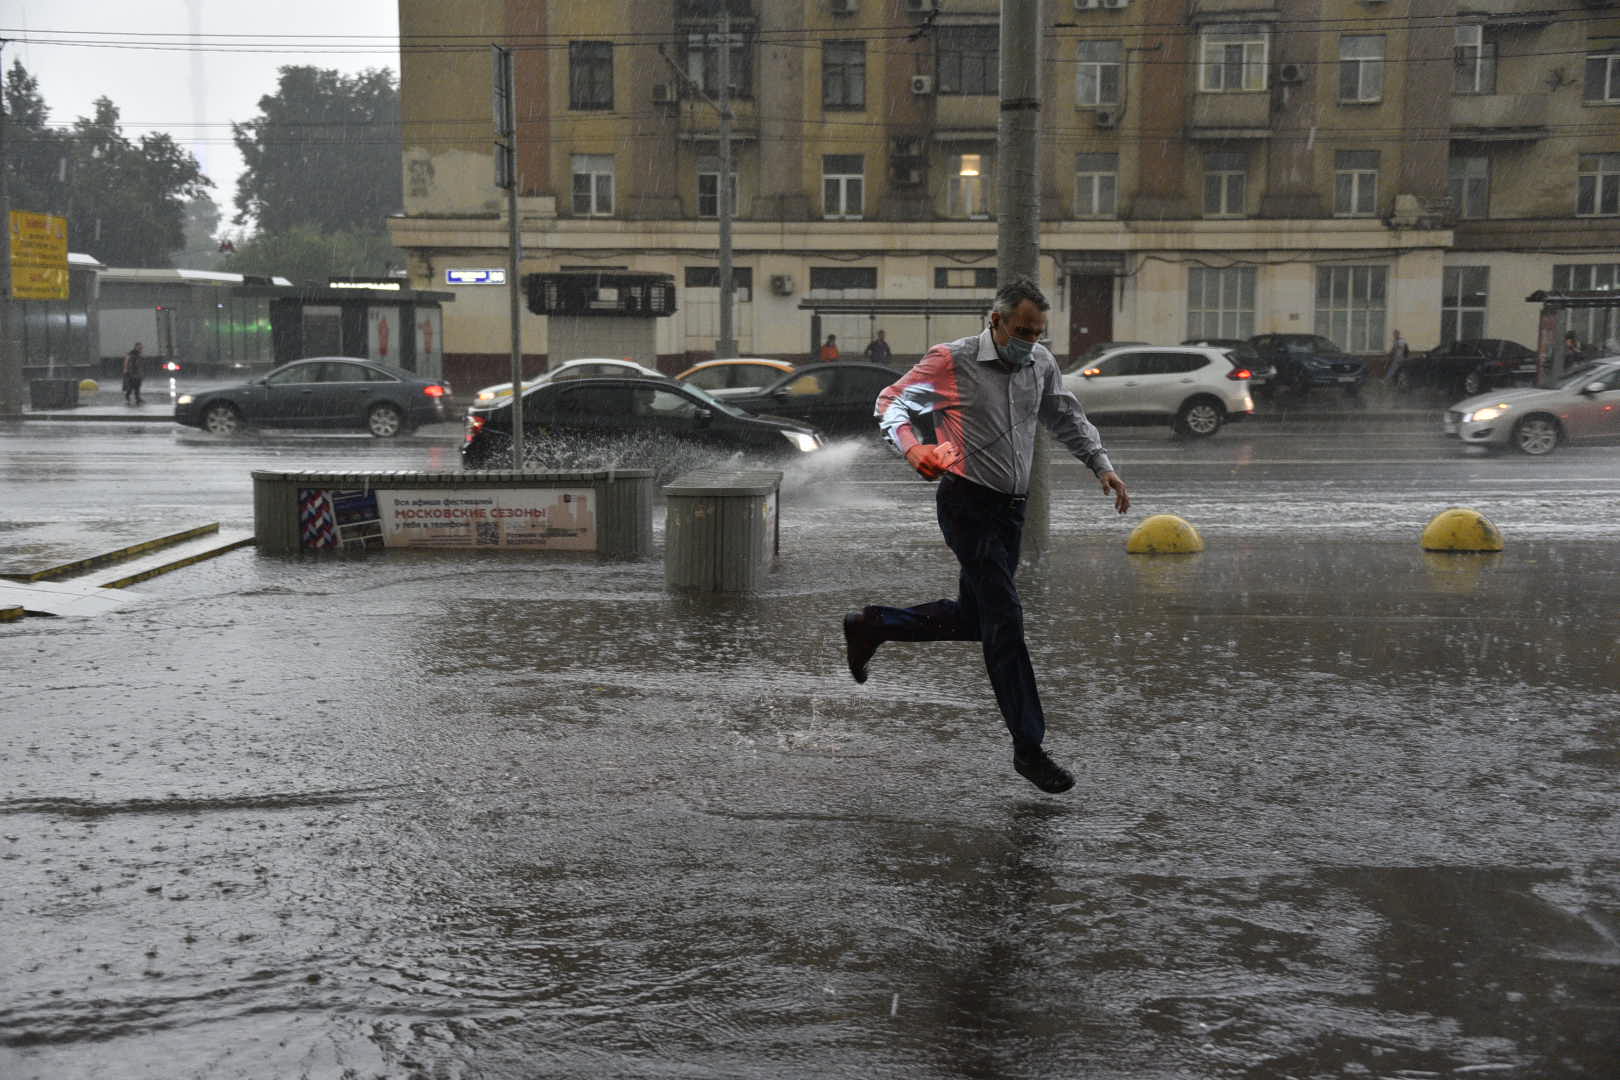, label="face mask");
[1003,334,1035,364]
